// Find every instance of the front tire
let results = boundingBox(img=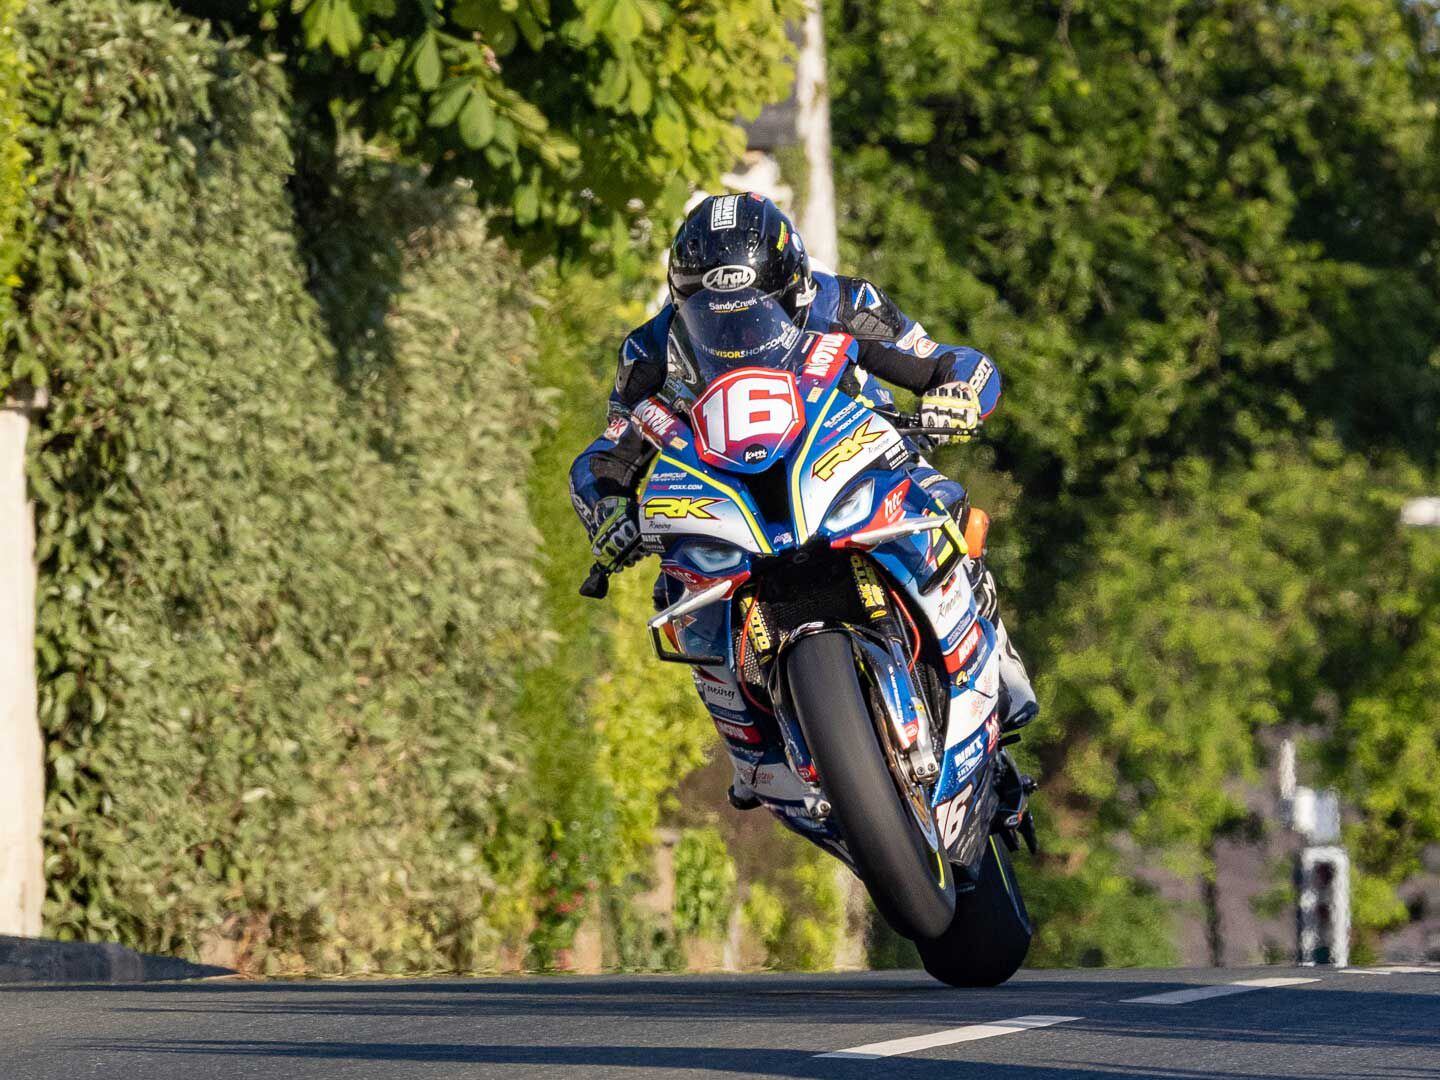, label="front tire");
[785,631,956,940]
[917,836,1032,986]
